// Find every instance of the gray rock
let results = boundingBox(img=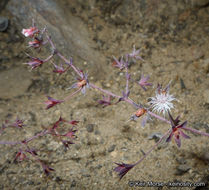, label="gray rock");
[0,17,9,32]
[175,164,191,175]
